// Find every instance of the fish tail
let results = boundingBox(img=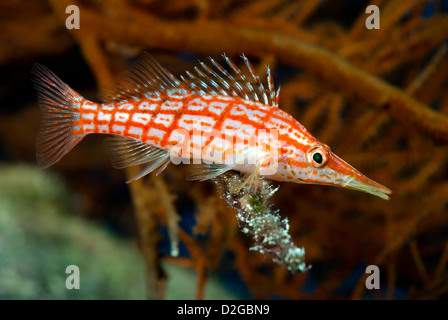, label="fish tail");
[31,64,86,168]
